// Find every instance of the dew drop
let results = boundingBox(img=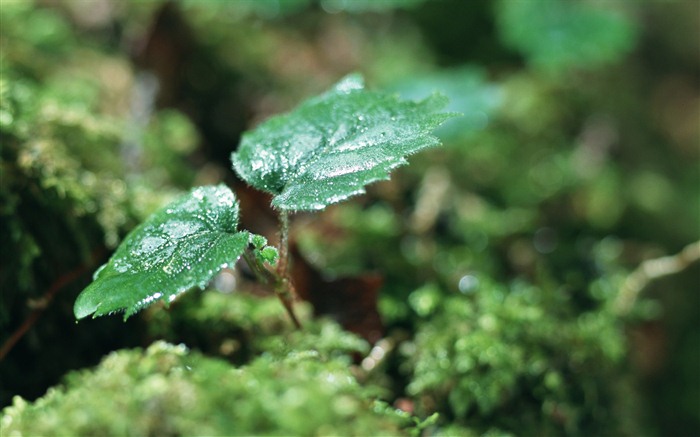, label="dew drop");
[132,236,167,256]
[214,269,237,294]
[139,292,163,308]
[162,220,203,239]
[458,275,478,294]
[114,261,131,273]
